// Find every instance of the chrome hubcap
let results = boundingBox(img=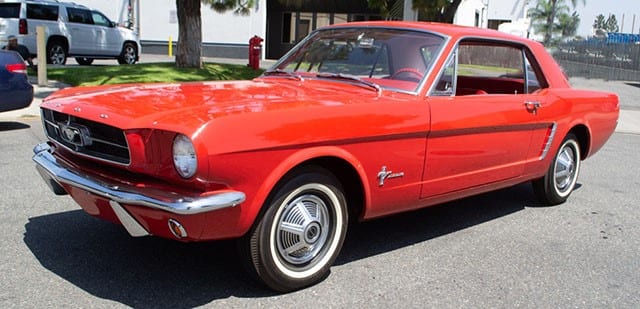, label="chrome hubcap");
[50,46,65,64]
[123,46,136,64]
[554,144,576,193]
[276,194,330,265]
